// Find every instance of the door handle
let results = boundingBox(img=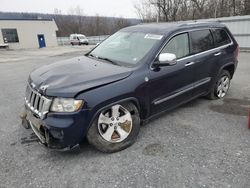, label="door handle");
[214,52,222,56]
[185,62,195,67]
